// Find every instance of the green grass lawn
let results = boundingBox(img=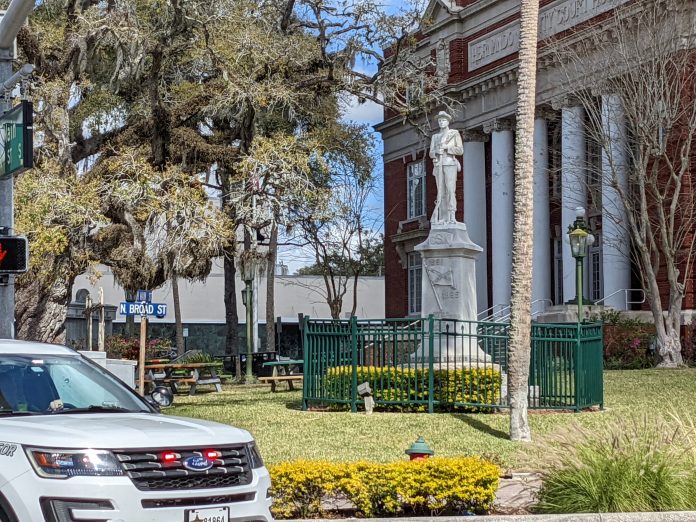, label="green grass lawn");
[167,368,696,470]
